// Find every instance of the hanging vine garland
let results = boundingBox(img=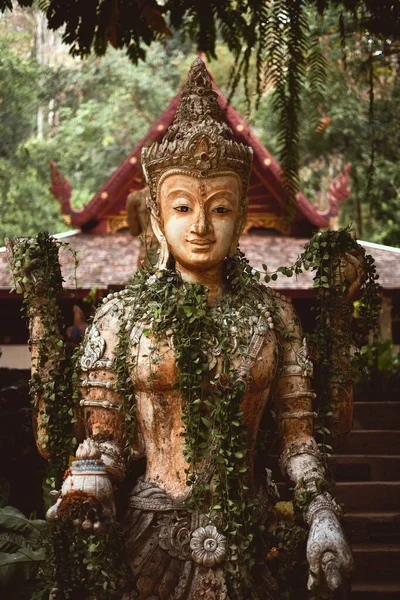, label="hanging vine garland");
[110,257,271,597]
[7,234,131,600]
[7,232,79,487]
[7,228,381,599]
